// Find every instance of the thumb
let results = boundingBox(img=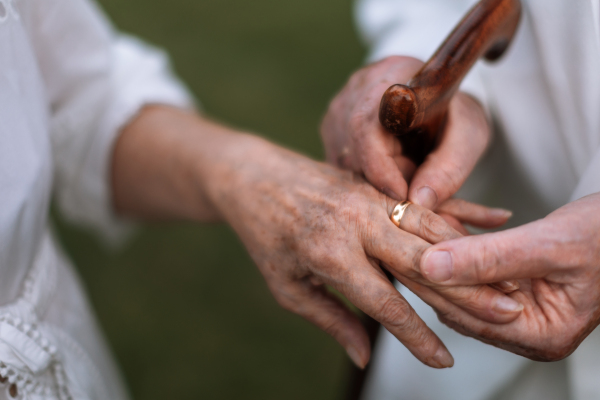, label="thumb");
[419,221,555,285]
[409,93,490,209]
